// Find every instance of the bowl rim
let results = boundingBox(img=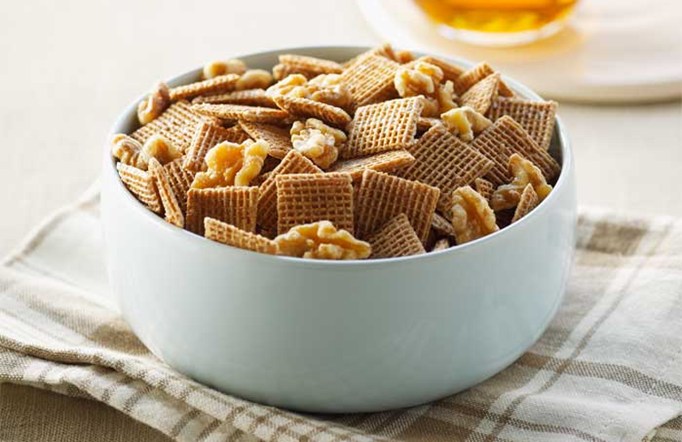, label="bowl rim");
[104,45,573,268]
